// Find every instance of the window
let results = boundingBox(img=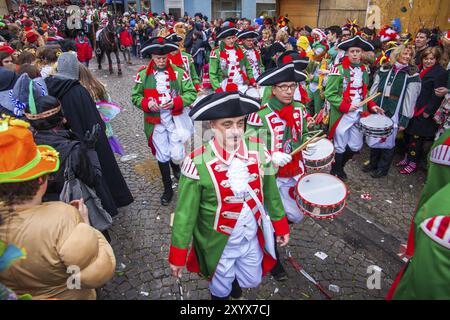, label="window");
[256,2,276,18]
[212,0,242,20]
